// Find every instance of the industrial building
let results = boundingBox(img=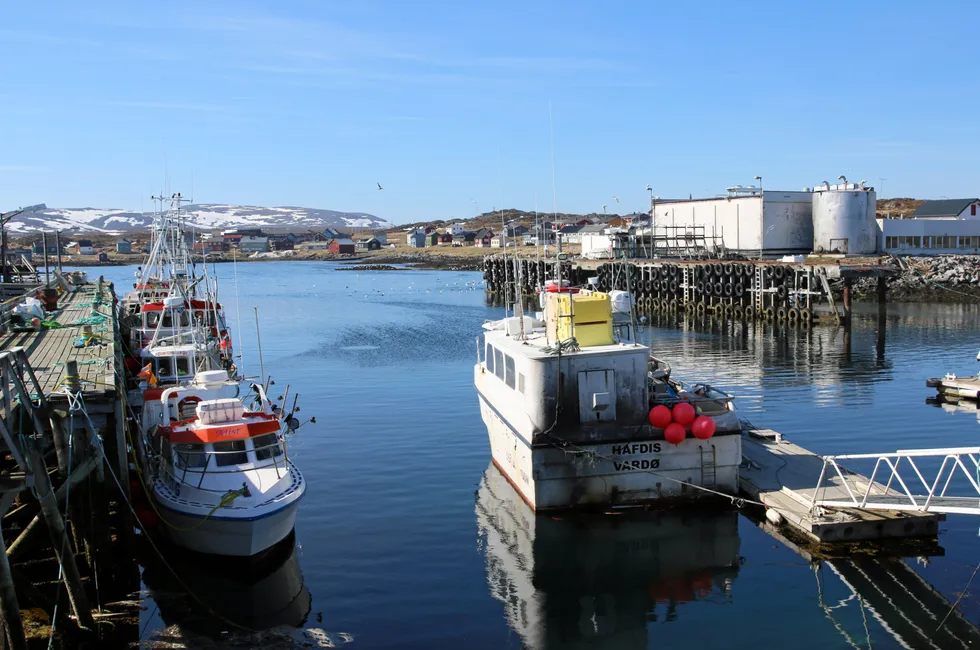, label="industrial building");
[650,186,814,256]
